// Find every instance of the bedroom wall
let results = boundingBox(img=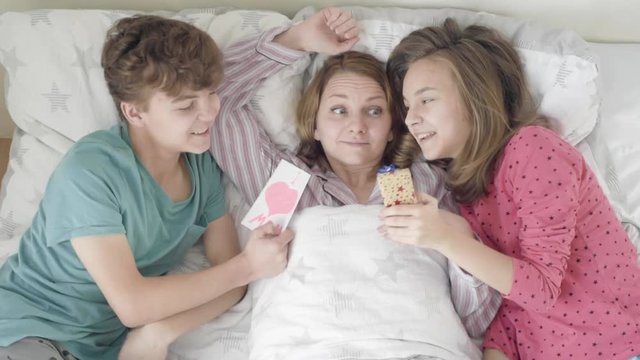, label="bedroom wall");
[1,0,640,138]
